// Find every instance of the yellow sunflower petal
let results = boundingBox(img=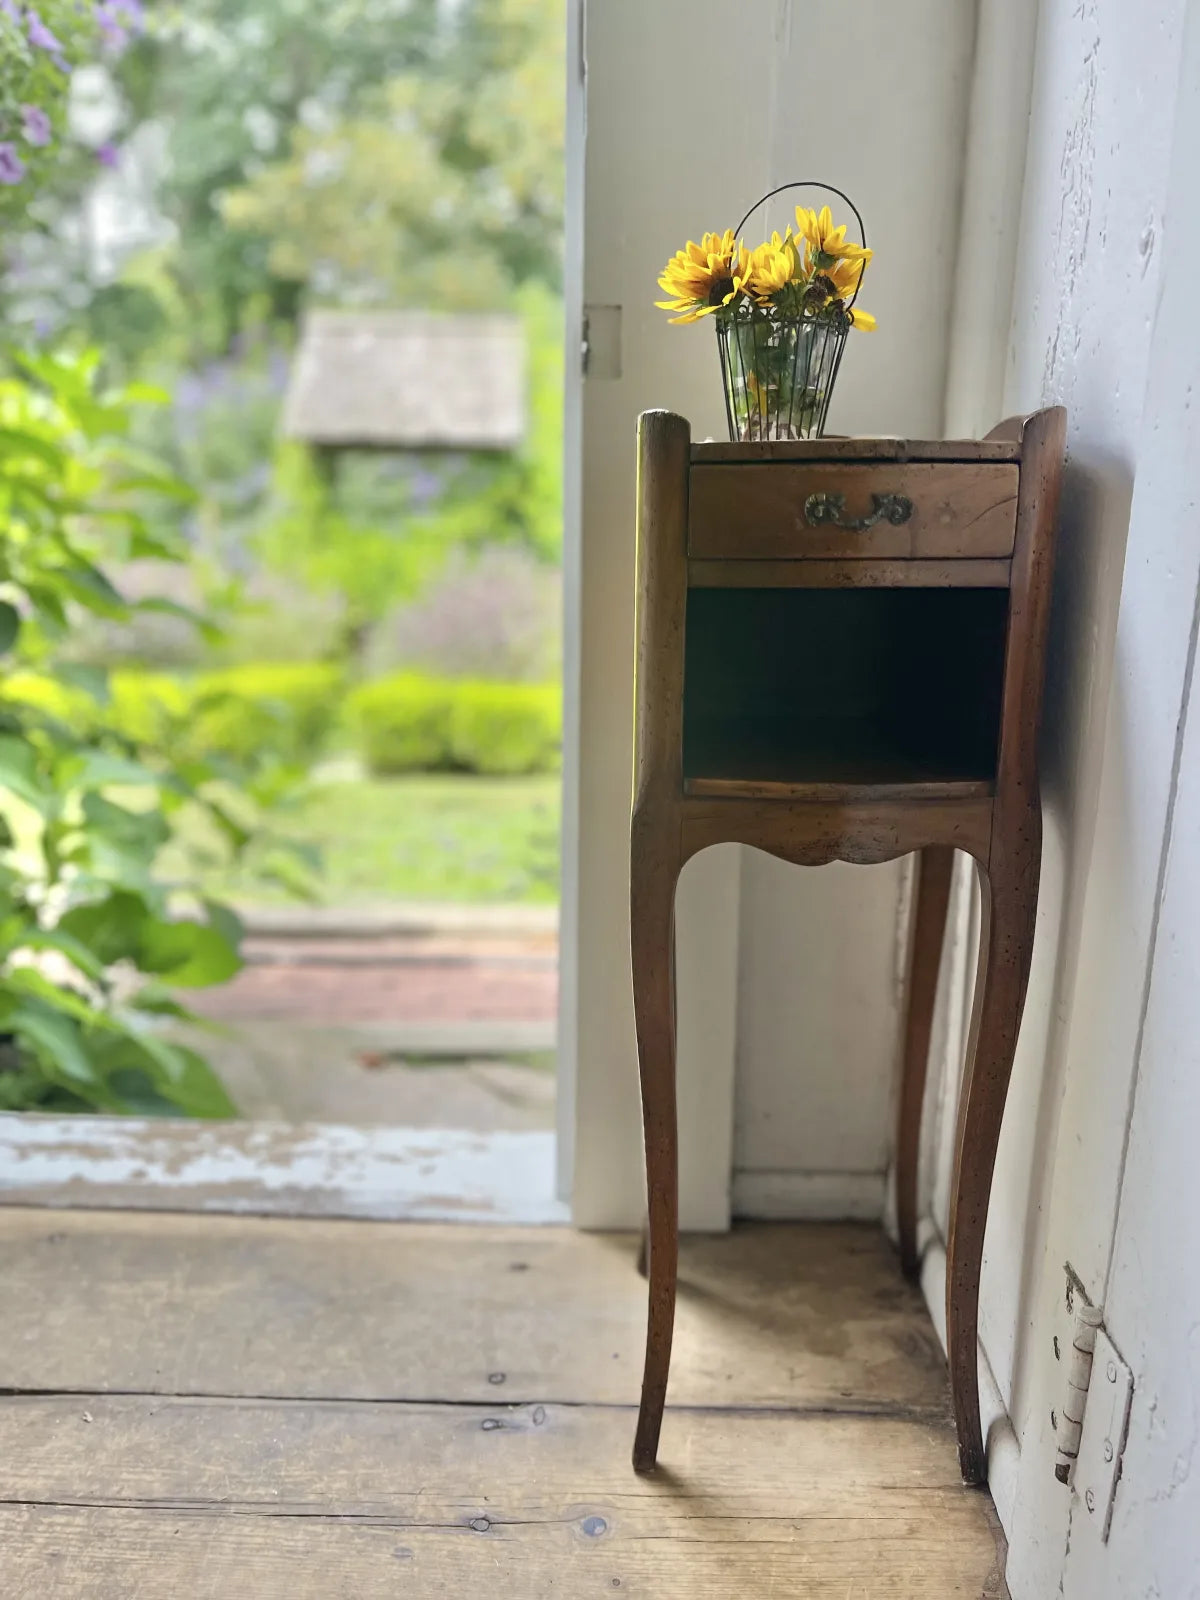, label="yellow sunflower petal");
[849,307,877,331]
